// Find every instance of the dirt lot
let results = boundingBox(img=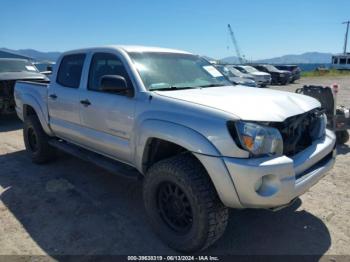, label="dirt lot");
[0,76,349,257]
